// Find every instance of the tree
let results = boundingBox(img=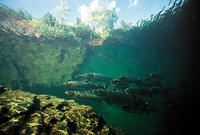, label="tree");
[16,9,32,20]
[51,0,70,24]
[89,7,118,39]
[79,0,118,39]
[120,20,133,31]
[42,12,56,26]
[90,8,117,31]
